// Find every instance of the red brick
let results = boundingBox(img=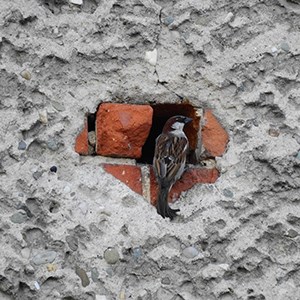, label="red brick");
[75,119,89,155]
[202,110,229,157]
[150,167,159,206]
[103,164,142,195]
[150,167,219,205]
[170,168,219,201]
[96,104,153,158]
